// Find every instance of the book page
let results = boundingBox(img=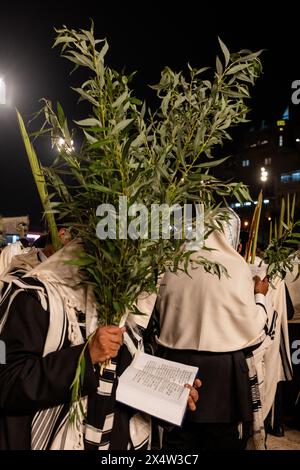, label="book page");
[116,351,198,425]
[248,262,268,280]
[131,356,195,401]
